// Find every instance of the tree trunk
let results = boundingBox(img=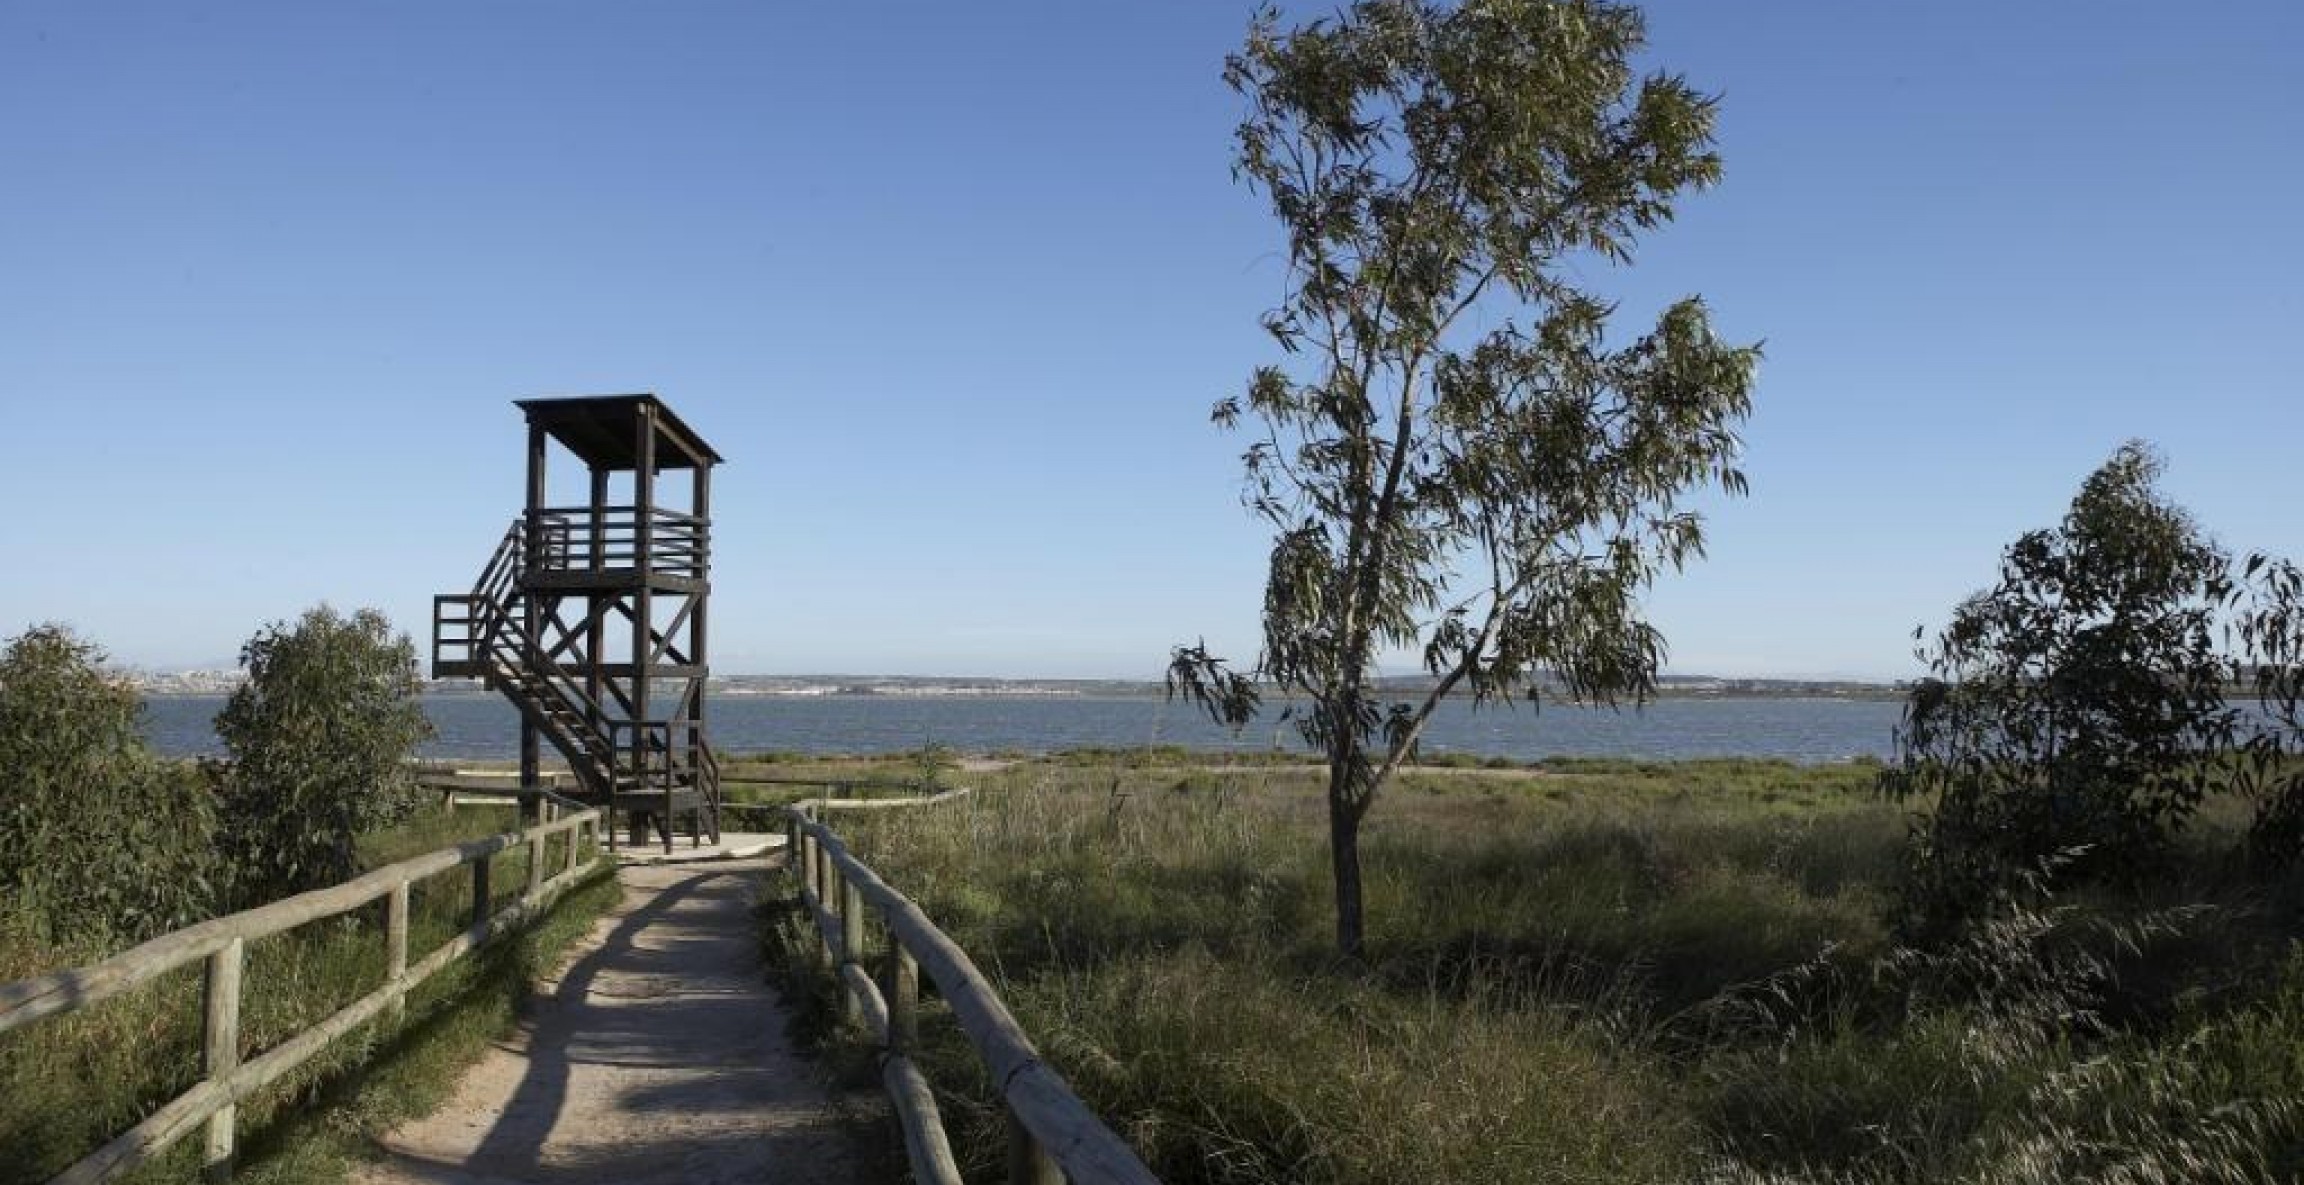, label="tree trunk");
[1328,773,1366,961]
